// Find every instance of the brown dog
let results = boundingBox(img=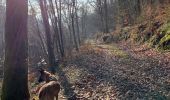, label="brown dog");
[37,69,60,100]
[38,81,60,100]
